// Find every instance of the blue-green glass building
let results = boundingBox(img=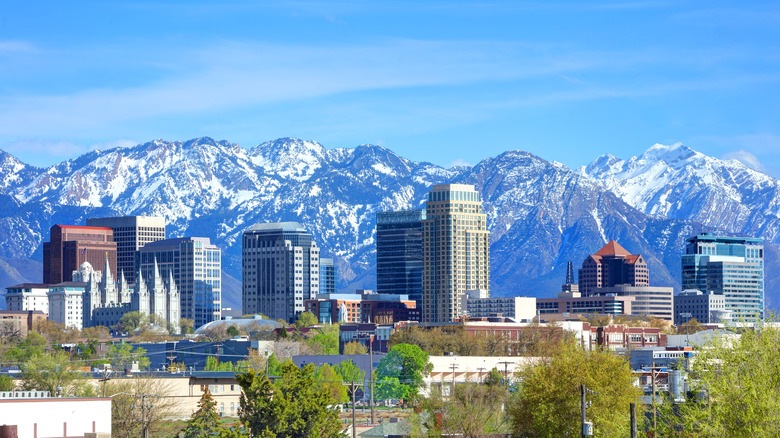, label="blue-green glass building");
[681,233,764,322]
